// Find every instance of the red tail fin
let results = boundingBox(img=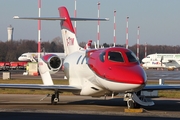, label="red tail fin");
[58,6,75,33]
[58,6,81,55]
